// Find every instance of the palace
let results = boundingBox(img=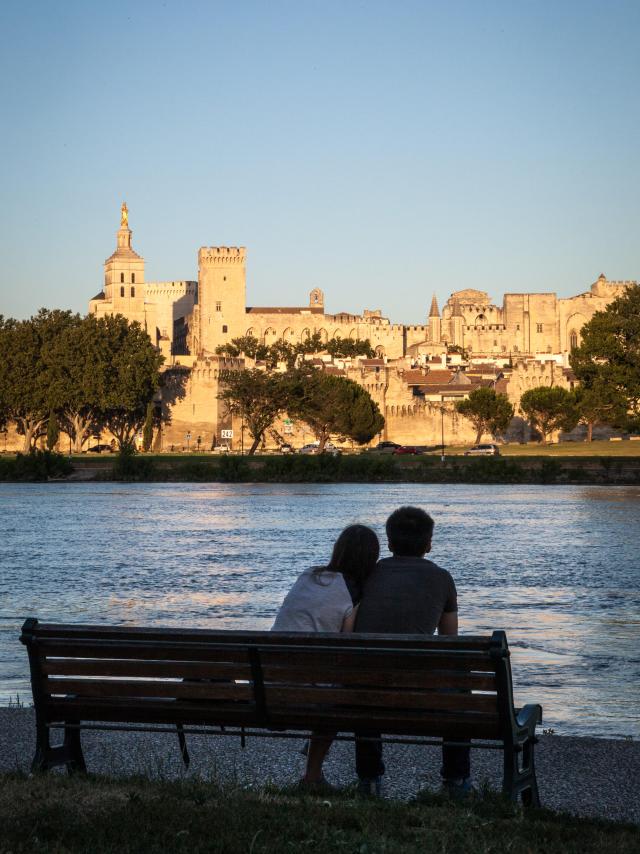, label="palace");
[87,205,636,448]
